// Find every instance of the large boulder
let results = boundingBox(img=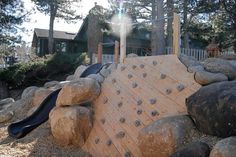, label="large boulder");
[66,75,74,81]
[21,86,39,99]
[0,81,9,99]
[138,115,195,157]
[32,88,53,106]
[202,58,236,80]
[194,70,228,85]
[179,54,201,68]
[74,65,87,80]
[56,78,101,107]
[87,74,105,84]
[49,106,93,147]
[44,81,60,88]
[187,65,204,73]
[210,137,236,157]
[0,110,14,123]
[186,81,236,137]
[0,98,14,108]
[170,141,210,157]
